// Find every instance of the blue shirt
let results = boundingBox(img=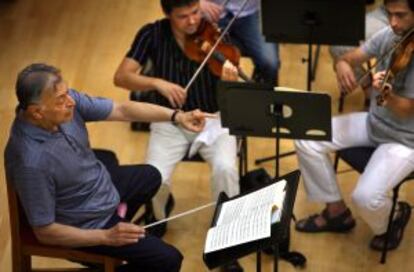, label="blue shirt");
[209,0,259,17]
[4,89,120,229]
